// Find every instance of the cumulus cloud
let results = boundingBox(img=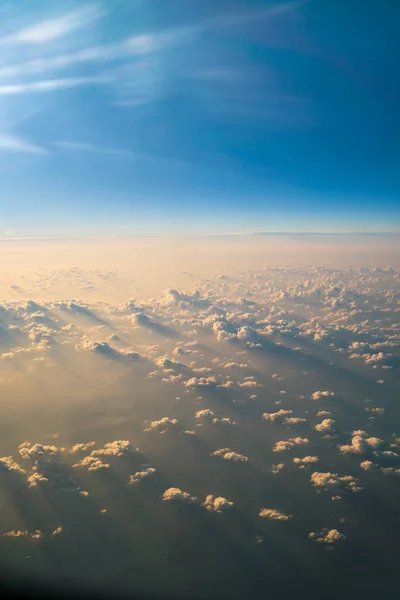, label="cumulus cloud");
[339,431,383,455]
[259,508,292,521]
[73,456,110,471]
[262,409,292,423]
[310,471,362,492]
[0,456,26,474]
[144,417,178,432]
[203,495,234,512]
[195,409,214,420]
[129,467,156,484]
[91,440,139,456]
[311,391,335,401]
[309,529,346,544]
[2,530,43,540]
[211,448,249,462]
[273,437,309,452]
[293,456,319,467]
[161,487,197,503]
[314,419,335,433]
